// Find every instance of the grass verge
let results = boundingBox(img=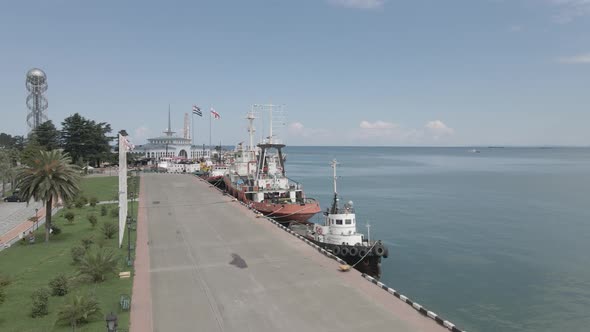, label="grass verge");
[0,178,139,331]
